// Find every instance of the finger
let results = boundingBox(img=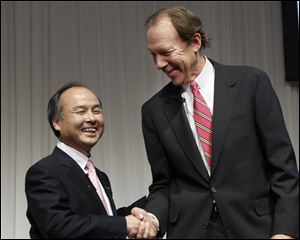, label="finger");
[143,221,150,239]
[136,221,146,239]
[149,225,158,239]
[128,227,138,239]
